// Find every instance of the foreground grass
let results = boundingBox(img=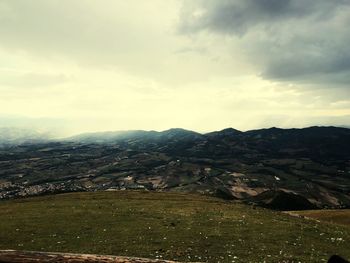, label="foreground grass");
[0,191,349,263]
[289,210,350,226]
